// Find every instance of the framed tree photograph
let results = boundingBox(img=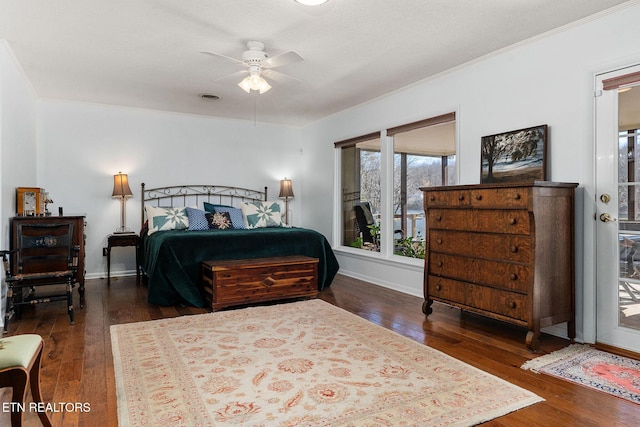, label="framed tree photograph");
[481,124,547,183]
